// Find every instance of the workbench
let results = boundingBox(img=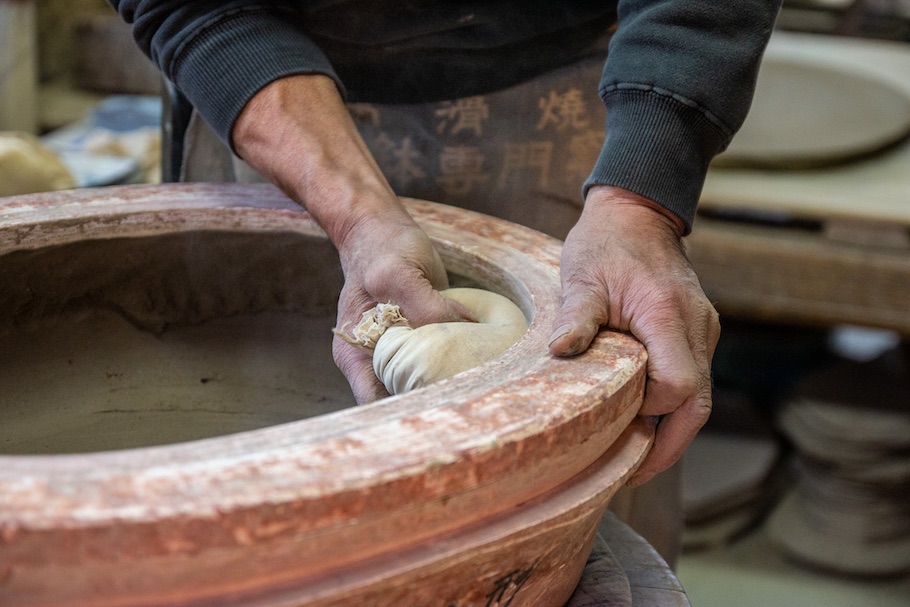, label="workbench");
[690,32,910,336]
